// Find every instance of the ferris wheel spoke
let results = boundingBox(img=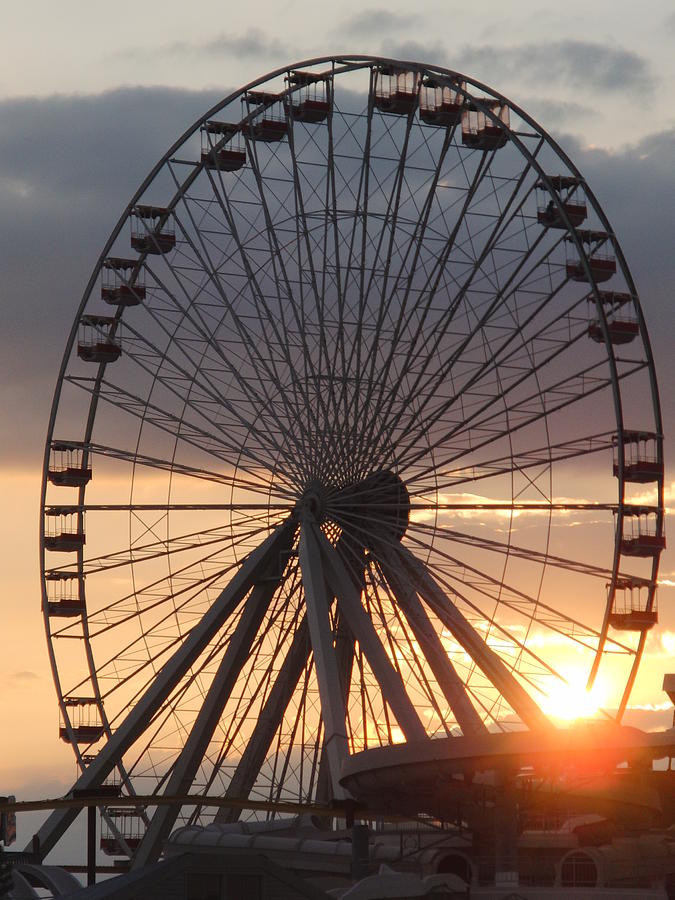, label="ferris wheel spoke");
[420,560,570,692]
[380,138,536,383]
[360,102,417,322]
[357,132,456,468]
[389,250,568,467]
[75,555,234,644]
[285,118,335,423]
[267,661,316,810]
[76,502,292,512]
[373,546,486,735]
[65,373,290,485]
[403,527,633,655]
[142,239,290,429]
[61,440,292,497]
[375,203,559,460]
[400,348,644,480]
[121,302,301,472]
[315,100,348,467]
[404,268,577,435]
[85,538,265,656]
[66,516,272,579]
[408,520,615,579]
[84,527,297,710]
[289,147,337,470]
[417,430,616,492]
[412,501,617,512]
[131,565,285,868]
[364,565,454,738]
[238,137,323,467]
[363,150,504,464]
[333,80,378,446]
[157,203,312,475]
[140,238,288,418]
[158,195,311,471]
